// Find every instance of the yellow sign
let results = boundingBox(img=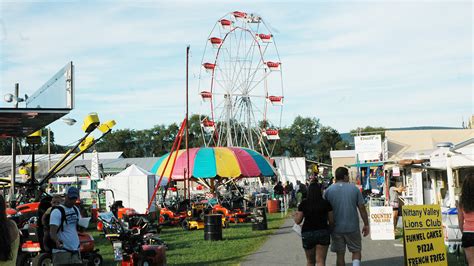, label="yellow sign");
[402,204,447,266]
